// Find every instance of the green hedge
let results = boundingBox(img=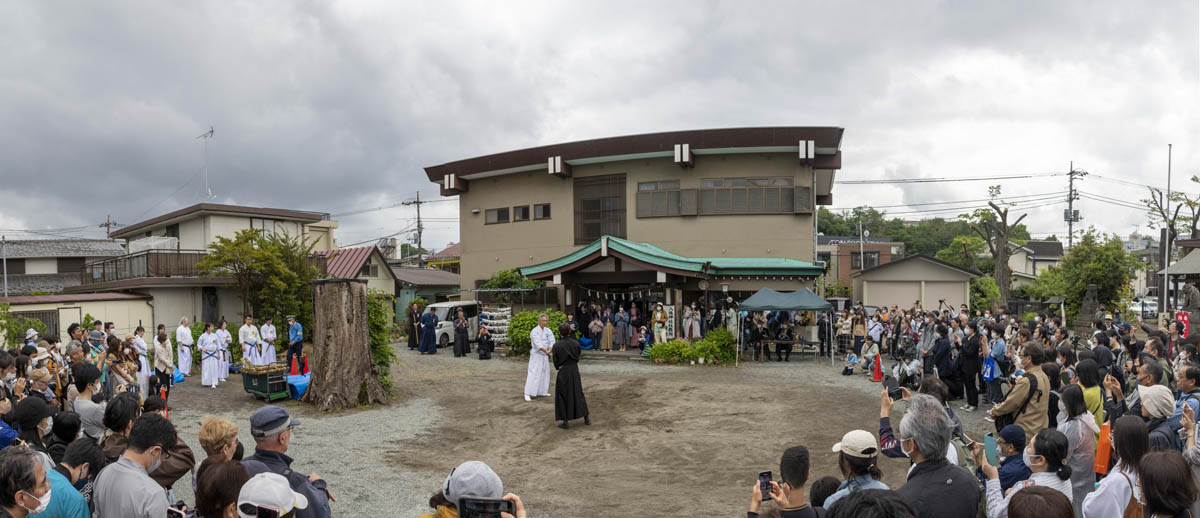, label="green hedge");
[648,328,737,365]
[368,291,399,394]
[508,309,568,357]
